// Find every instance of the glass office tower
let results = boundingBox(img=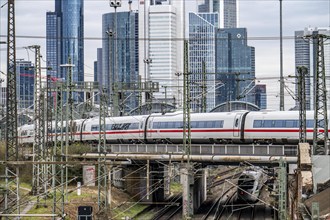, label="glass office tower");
[189,12,219,112]
[16,60,34,109]
[102,11,139,112]
[46,0,84,102]
[215,28,255,105]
